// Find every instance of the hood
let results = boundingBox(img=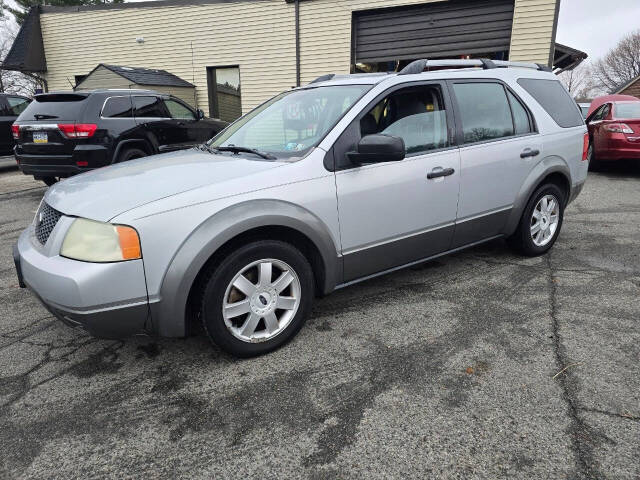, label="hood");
[44,149,284,221]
